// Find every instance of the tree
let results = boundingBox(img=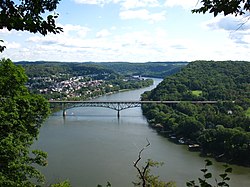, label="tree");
[192,0,250,17]
[0,58,50,186]
[0,0,63,52]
